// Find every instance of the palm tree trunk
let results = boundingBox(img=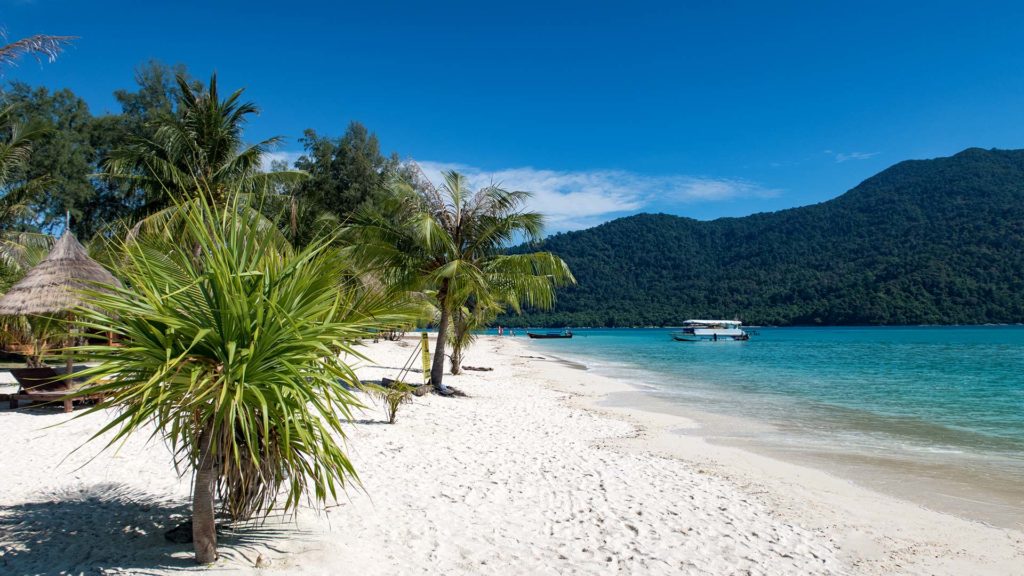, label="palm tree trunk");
[450,344,462,375]
[430,284,450,393]
[193,421,218,564]
[450,308,463,375]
